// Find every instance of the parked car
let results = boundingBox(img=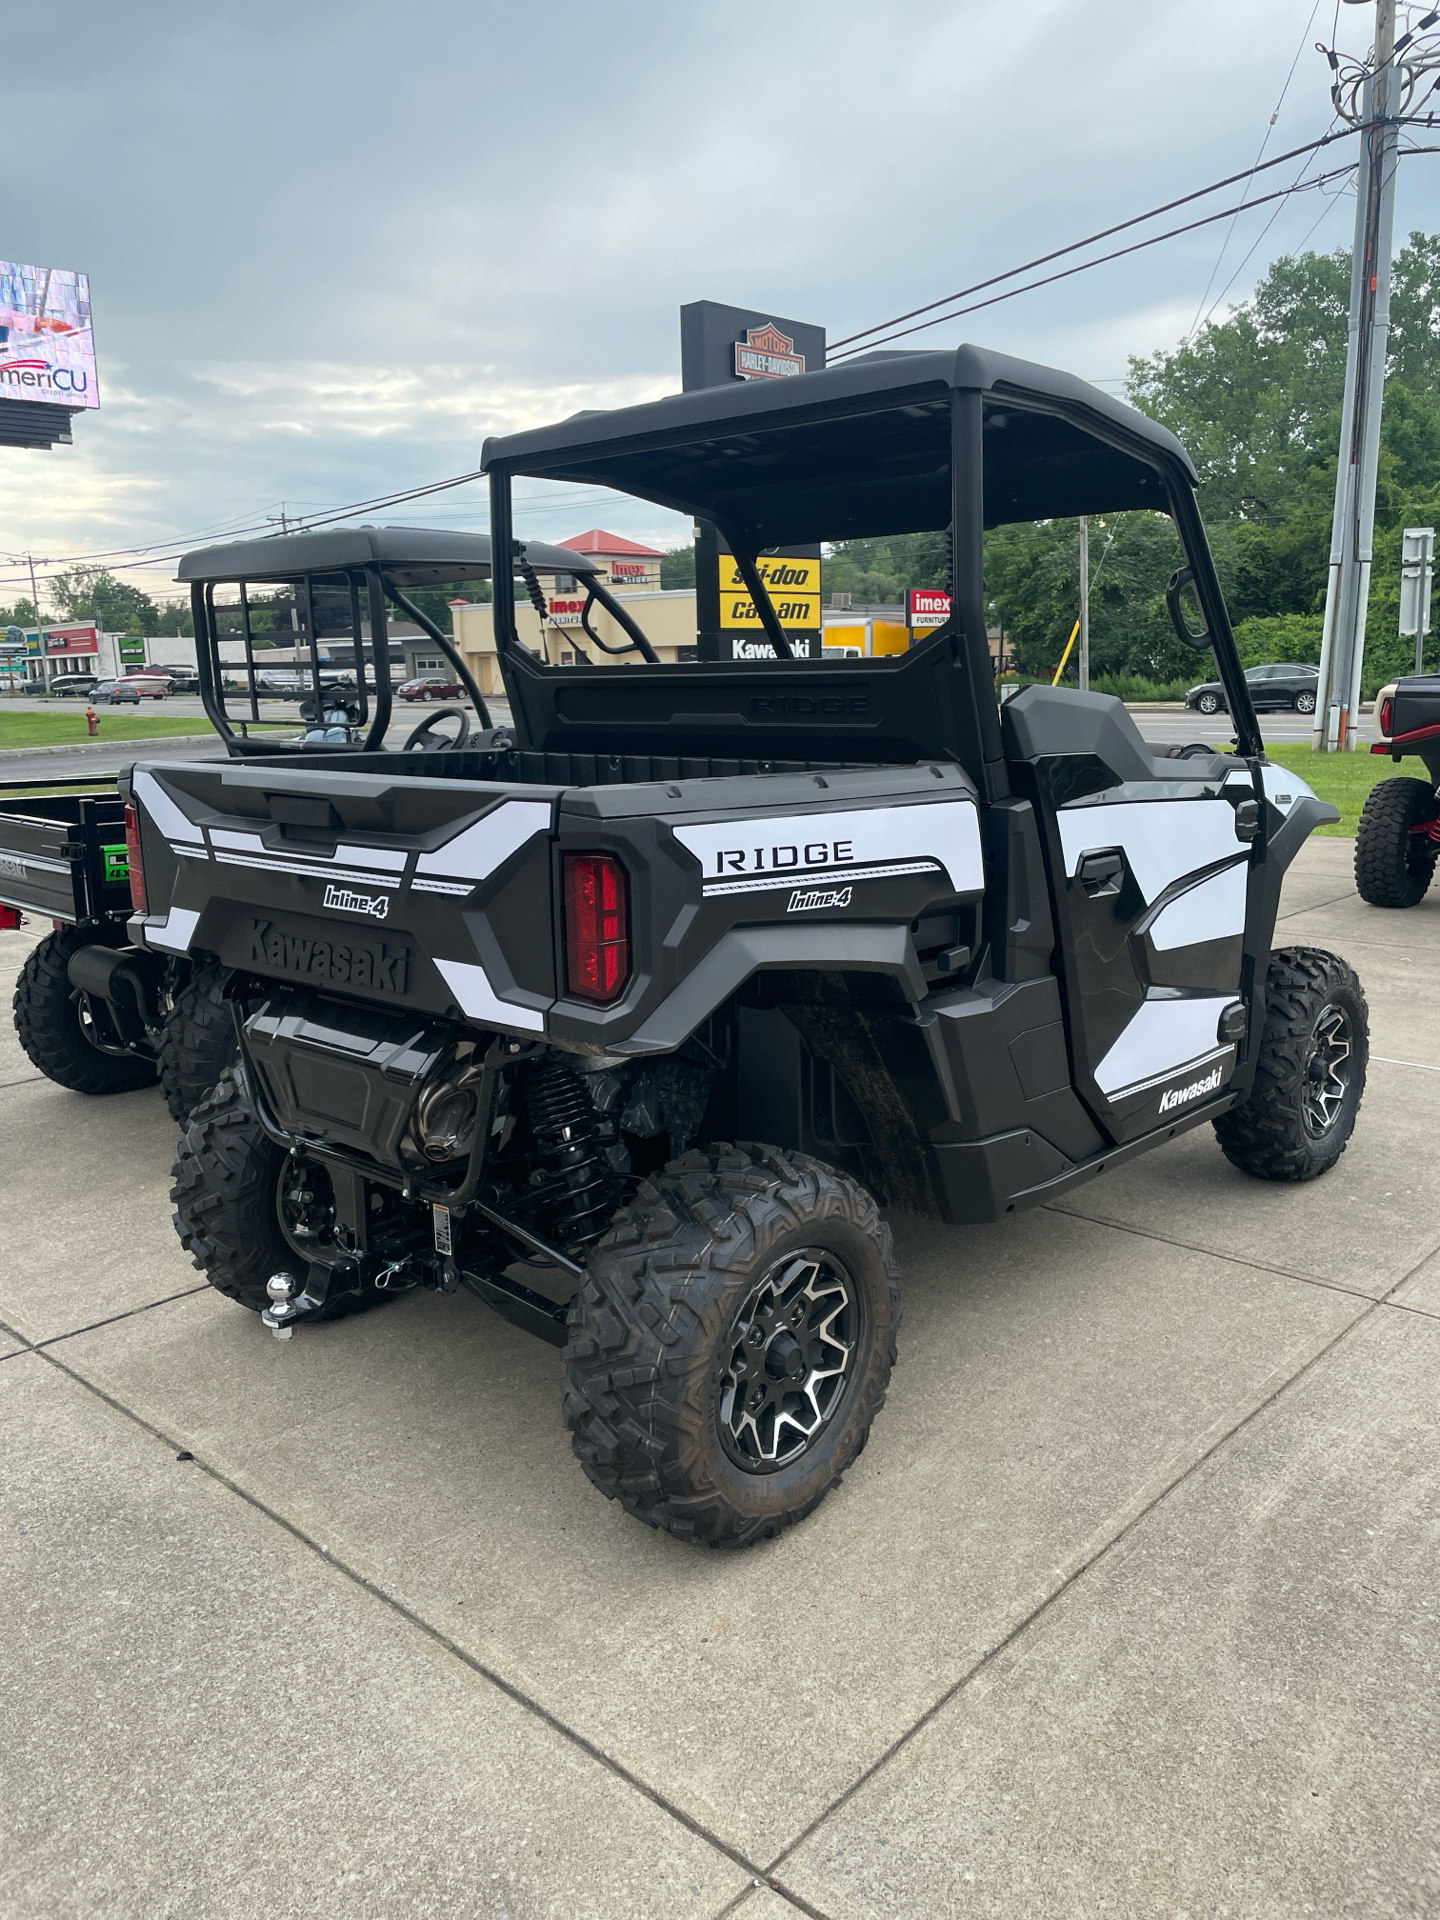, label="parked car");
[160,669,200,695]
[1186,662,1319,716]
[397,673,465,701]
